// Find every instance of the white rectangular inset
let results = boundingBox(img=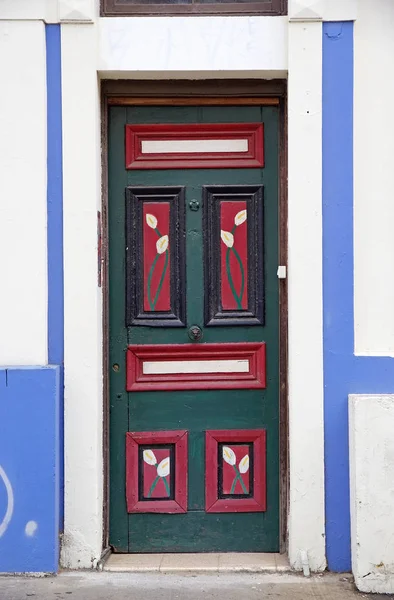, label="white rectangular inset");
[350,394,394,593]
[142,359,250,375]
[141,139,249,154]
